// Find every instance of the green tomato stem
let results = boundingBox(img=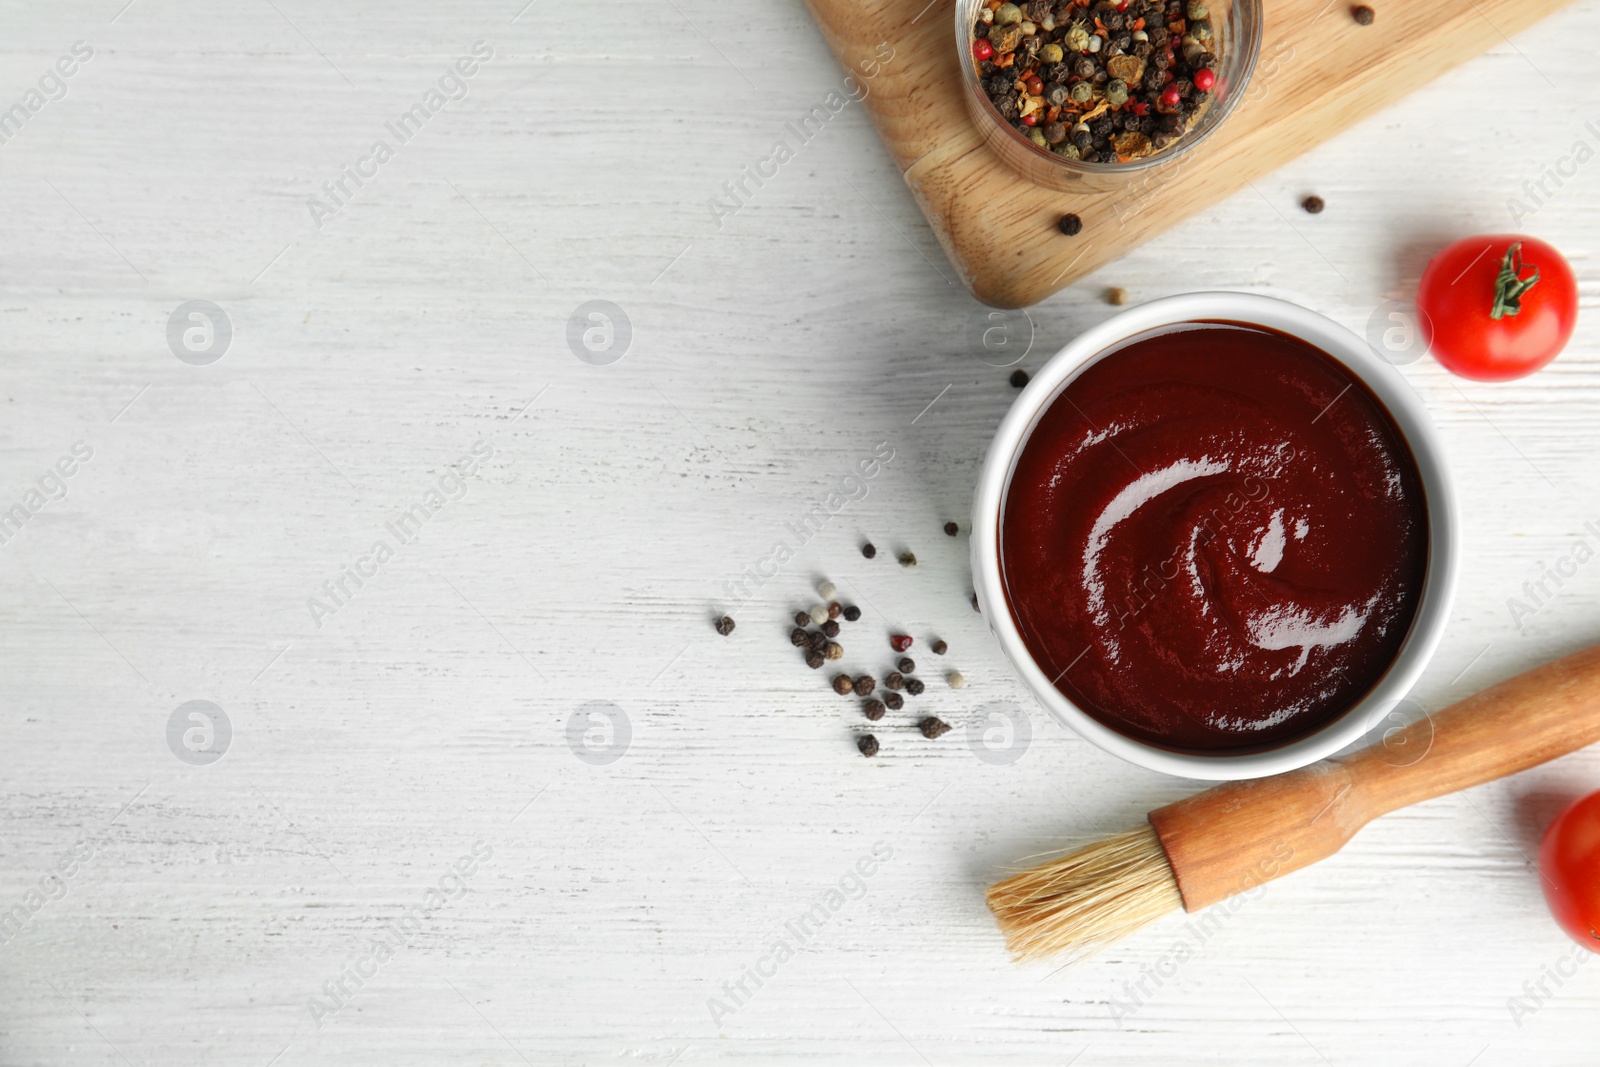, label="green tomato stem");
[1490,241,1539,321]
